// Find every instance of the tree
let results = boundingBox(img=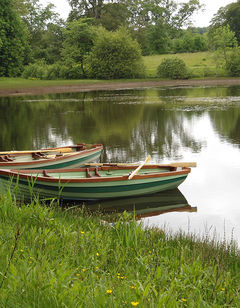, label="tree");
[99,3,130,31]
[87,28,145,79]
[67,0,202,56]
[209,25,237,73]
[62,19,96,76]
[68,0,104,21]
[172,31,207,53]
[226,47,240,76]
[19,0,64,63]
[0,0,29,76]
[68,0,201,30]
[209,0,240,45]
[145,21,171,54]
